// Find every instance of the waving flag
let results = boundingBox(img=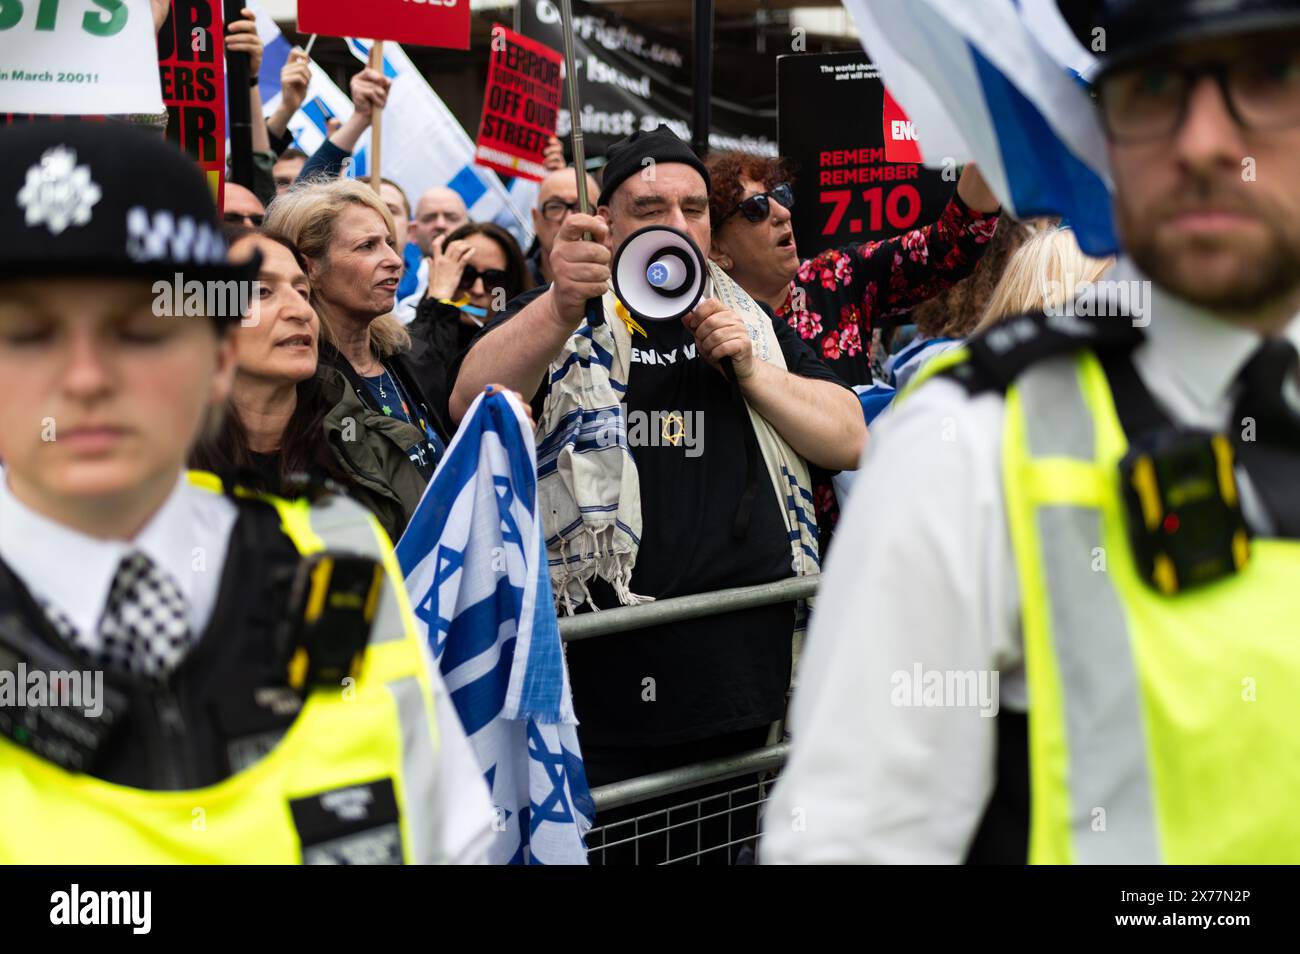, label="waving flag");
[252,6,353,160]
[844,0,1118,255]
[396,390,593,865]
